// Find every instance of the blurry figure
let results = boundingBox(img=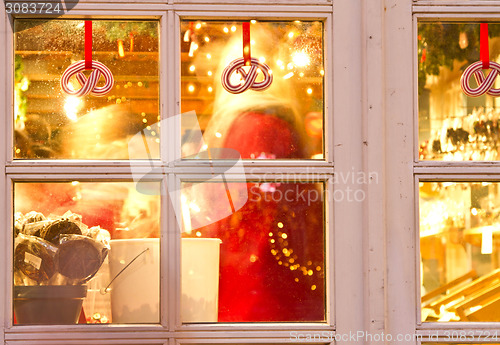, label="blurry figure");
[61,104,159,160]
